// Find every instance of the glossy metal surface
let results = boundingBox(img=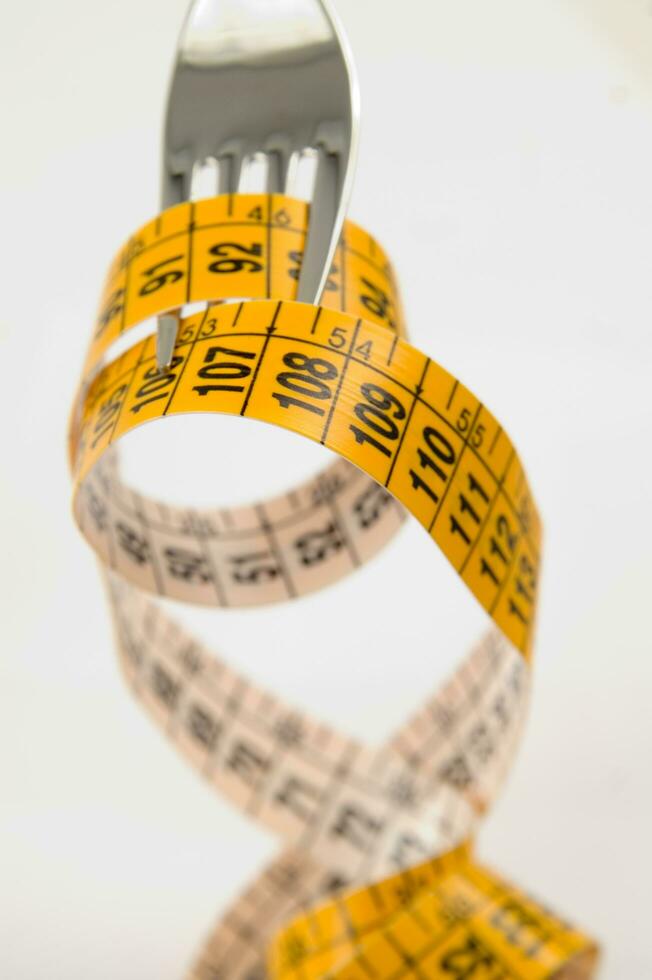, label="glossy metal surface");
[157,0,359,369]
